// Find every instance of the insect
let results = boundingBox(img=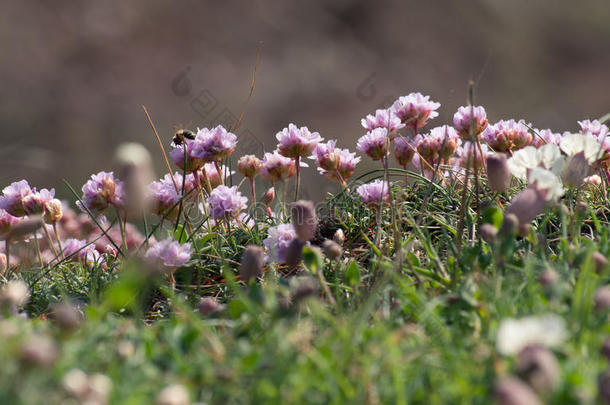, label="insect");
[172,125,196,146]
